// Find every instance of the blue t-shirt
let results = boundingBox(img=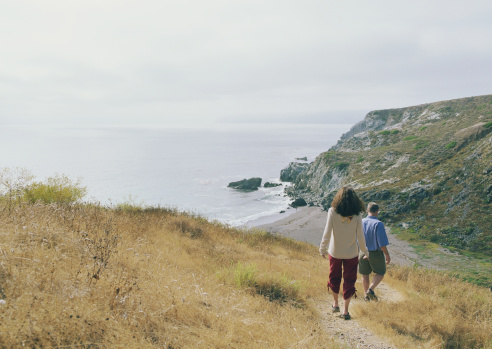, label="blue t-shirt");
[362,216,389,251]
